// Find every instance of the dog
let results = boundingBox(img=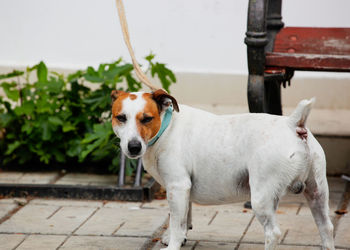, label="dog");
[111,89,335,250]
